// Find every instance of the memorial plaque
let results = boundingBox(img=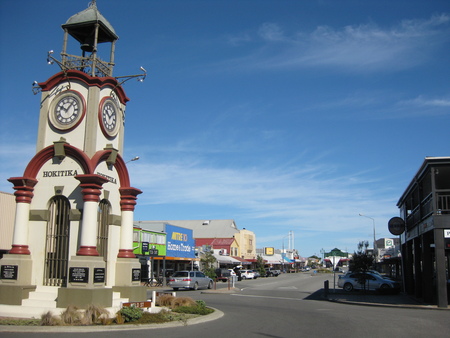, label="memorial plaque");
[69,267,89,283]
[93,268,105,283]
[1,265,18,280]
[132,268,141,281]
